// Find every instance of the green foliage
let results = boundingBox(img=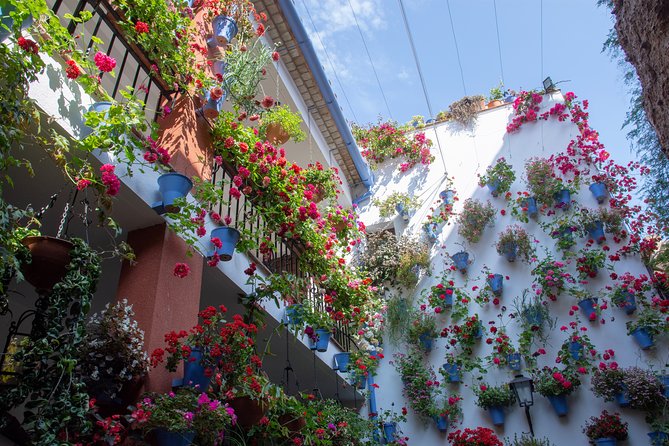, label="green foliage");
[385,294,412,345]
[494,224,536,263]
[626,307,669,337]
[260,104,306,143]
[456,198,495,243]
[505,434,555,446]
[473,383,516,409]
[372,192,420,218]
[479,157,516,196]
[524,157,560,206]
[223,39,273,114]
